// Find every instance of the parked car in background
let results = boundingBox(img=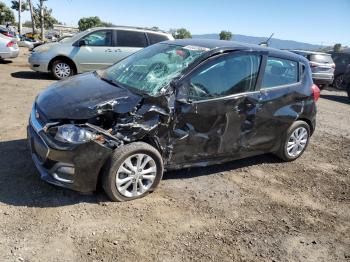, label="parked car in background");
[291,50,335,89]
[18,36,41,49]
[29,26,174,80]
[330,52,350,89]
[0,34,19,59]
[342,64,350,99]
[28,39,319,201]
[0,26,14,38]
